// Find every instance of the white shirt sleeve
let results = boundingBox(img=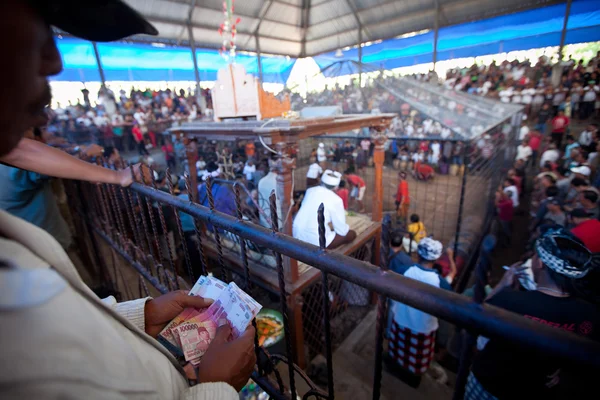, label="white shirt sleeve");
[101,296,152,332]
